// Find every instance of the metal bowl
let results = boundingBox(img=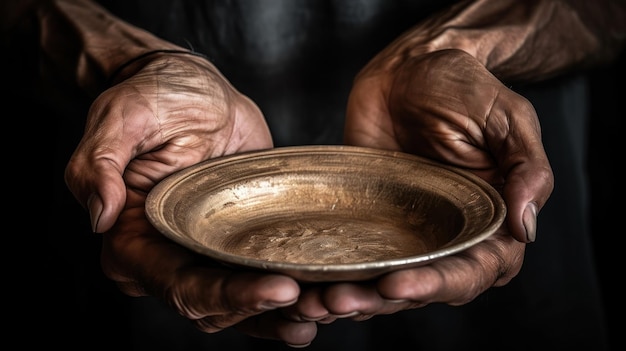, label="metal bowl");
[145,145,505,282]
